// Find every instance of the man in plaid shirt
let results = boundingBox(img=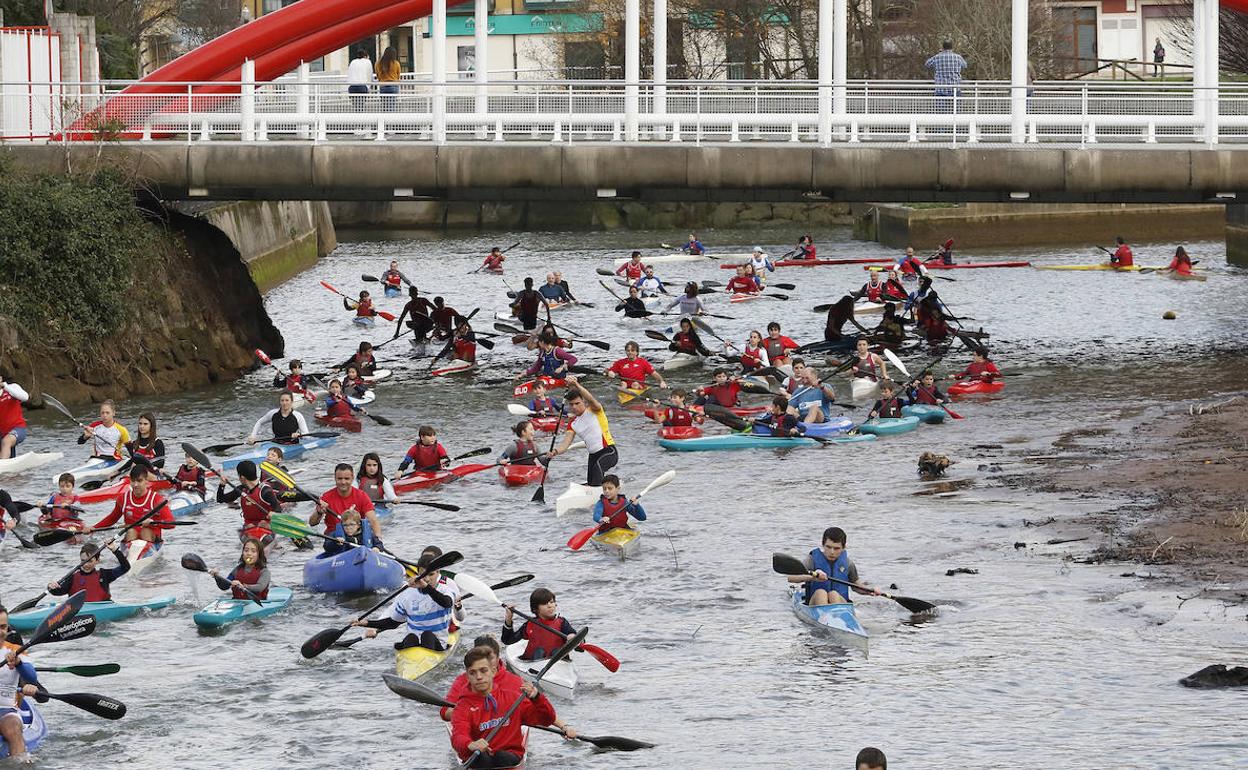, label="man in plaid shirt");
[925,41,967,98]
